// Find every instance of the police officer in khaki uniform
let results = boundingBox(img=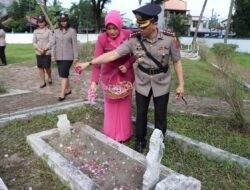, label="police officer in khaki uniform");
[77,4,184,153]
